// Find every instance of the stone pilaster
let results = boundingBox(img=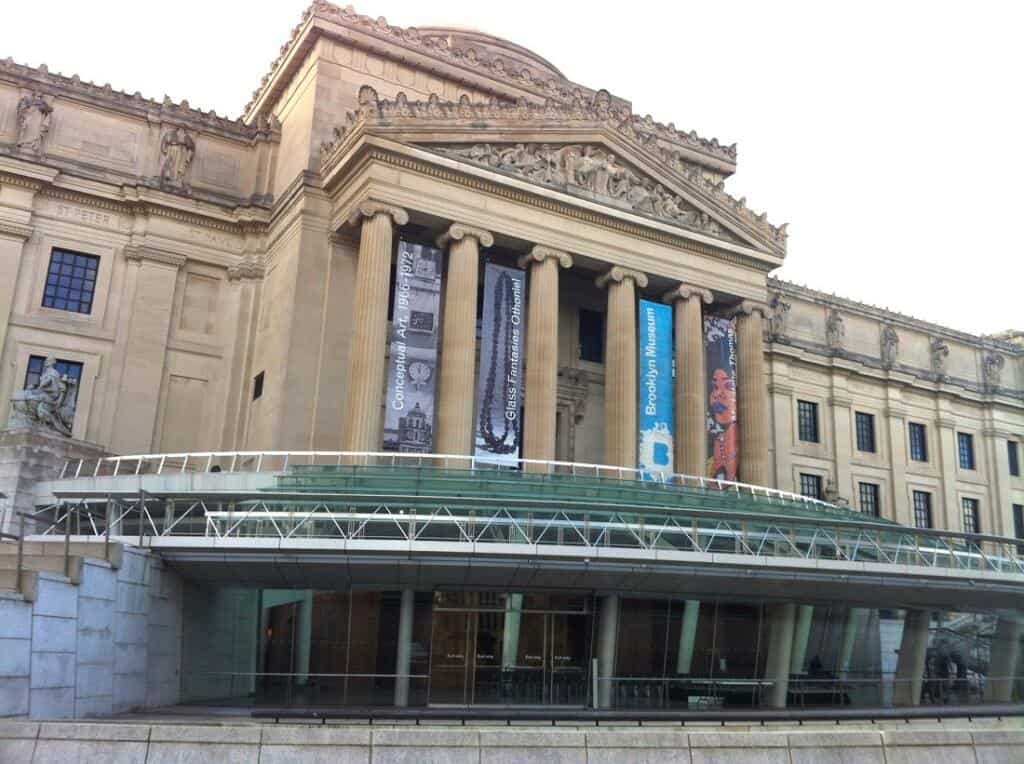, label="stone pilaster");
[519,246,572,472]
[597,266,647,470]
[341,201,408,452]
[0,223,32,366]
[732,301,771,487]
[663,284,712,476]
[435,224,493,456]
